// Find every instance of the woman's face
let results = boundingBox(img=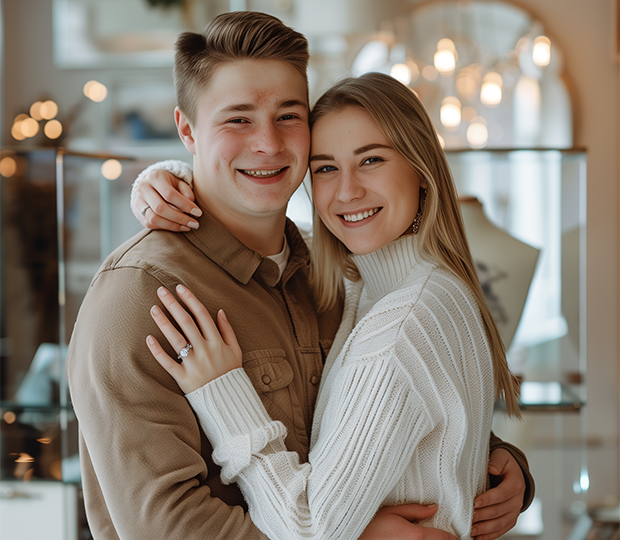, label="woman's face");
[311,106,427,255]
